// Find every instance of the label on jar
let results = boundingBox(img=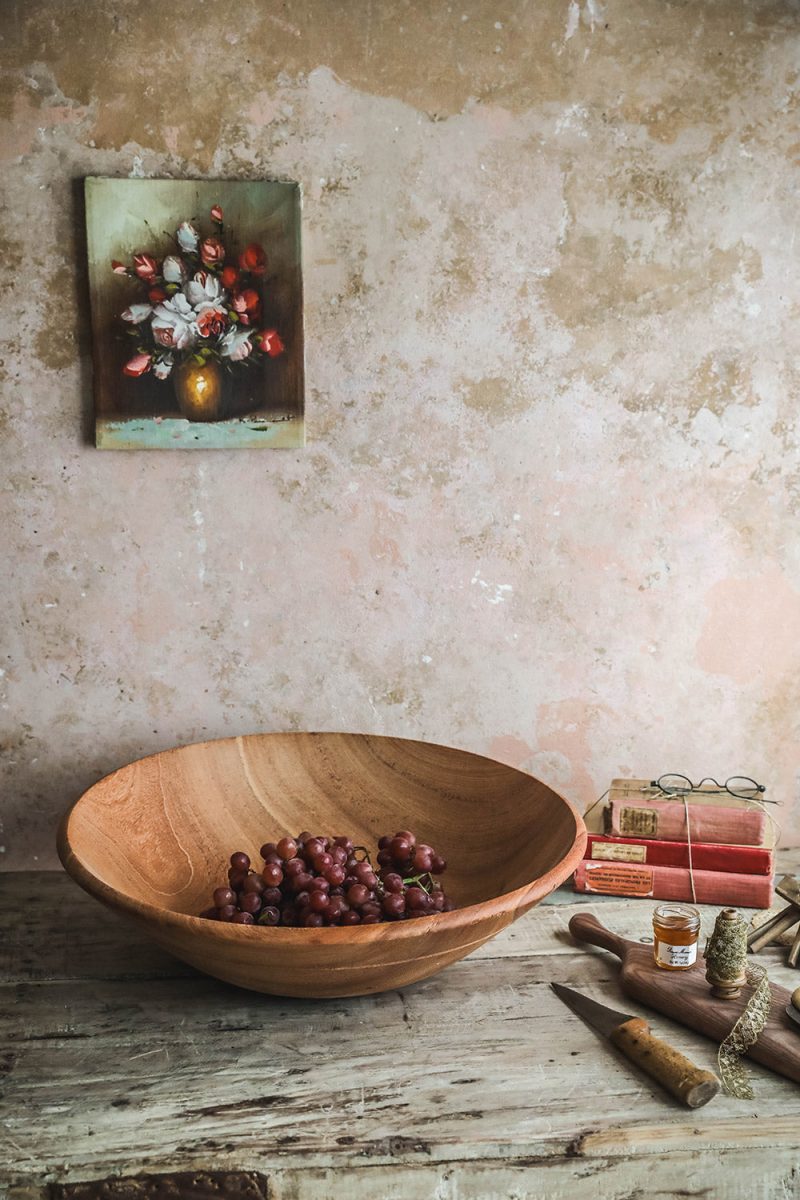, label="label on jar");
[656,939,697,968]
